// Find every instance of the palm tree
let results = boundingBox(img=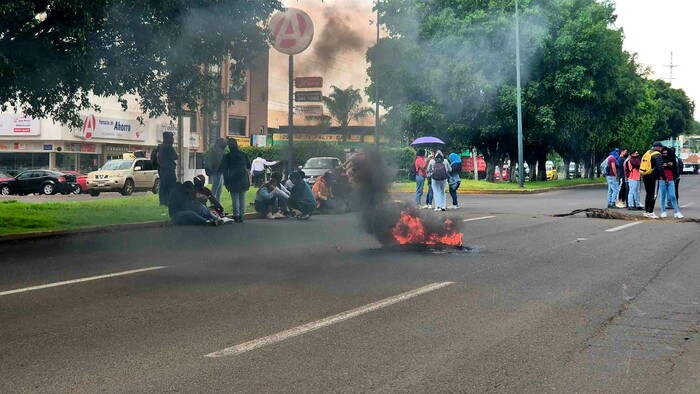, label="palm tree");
[308,85,374,141]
